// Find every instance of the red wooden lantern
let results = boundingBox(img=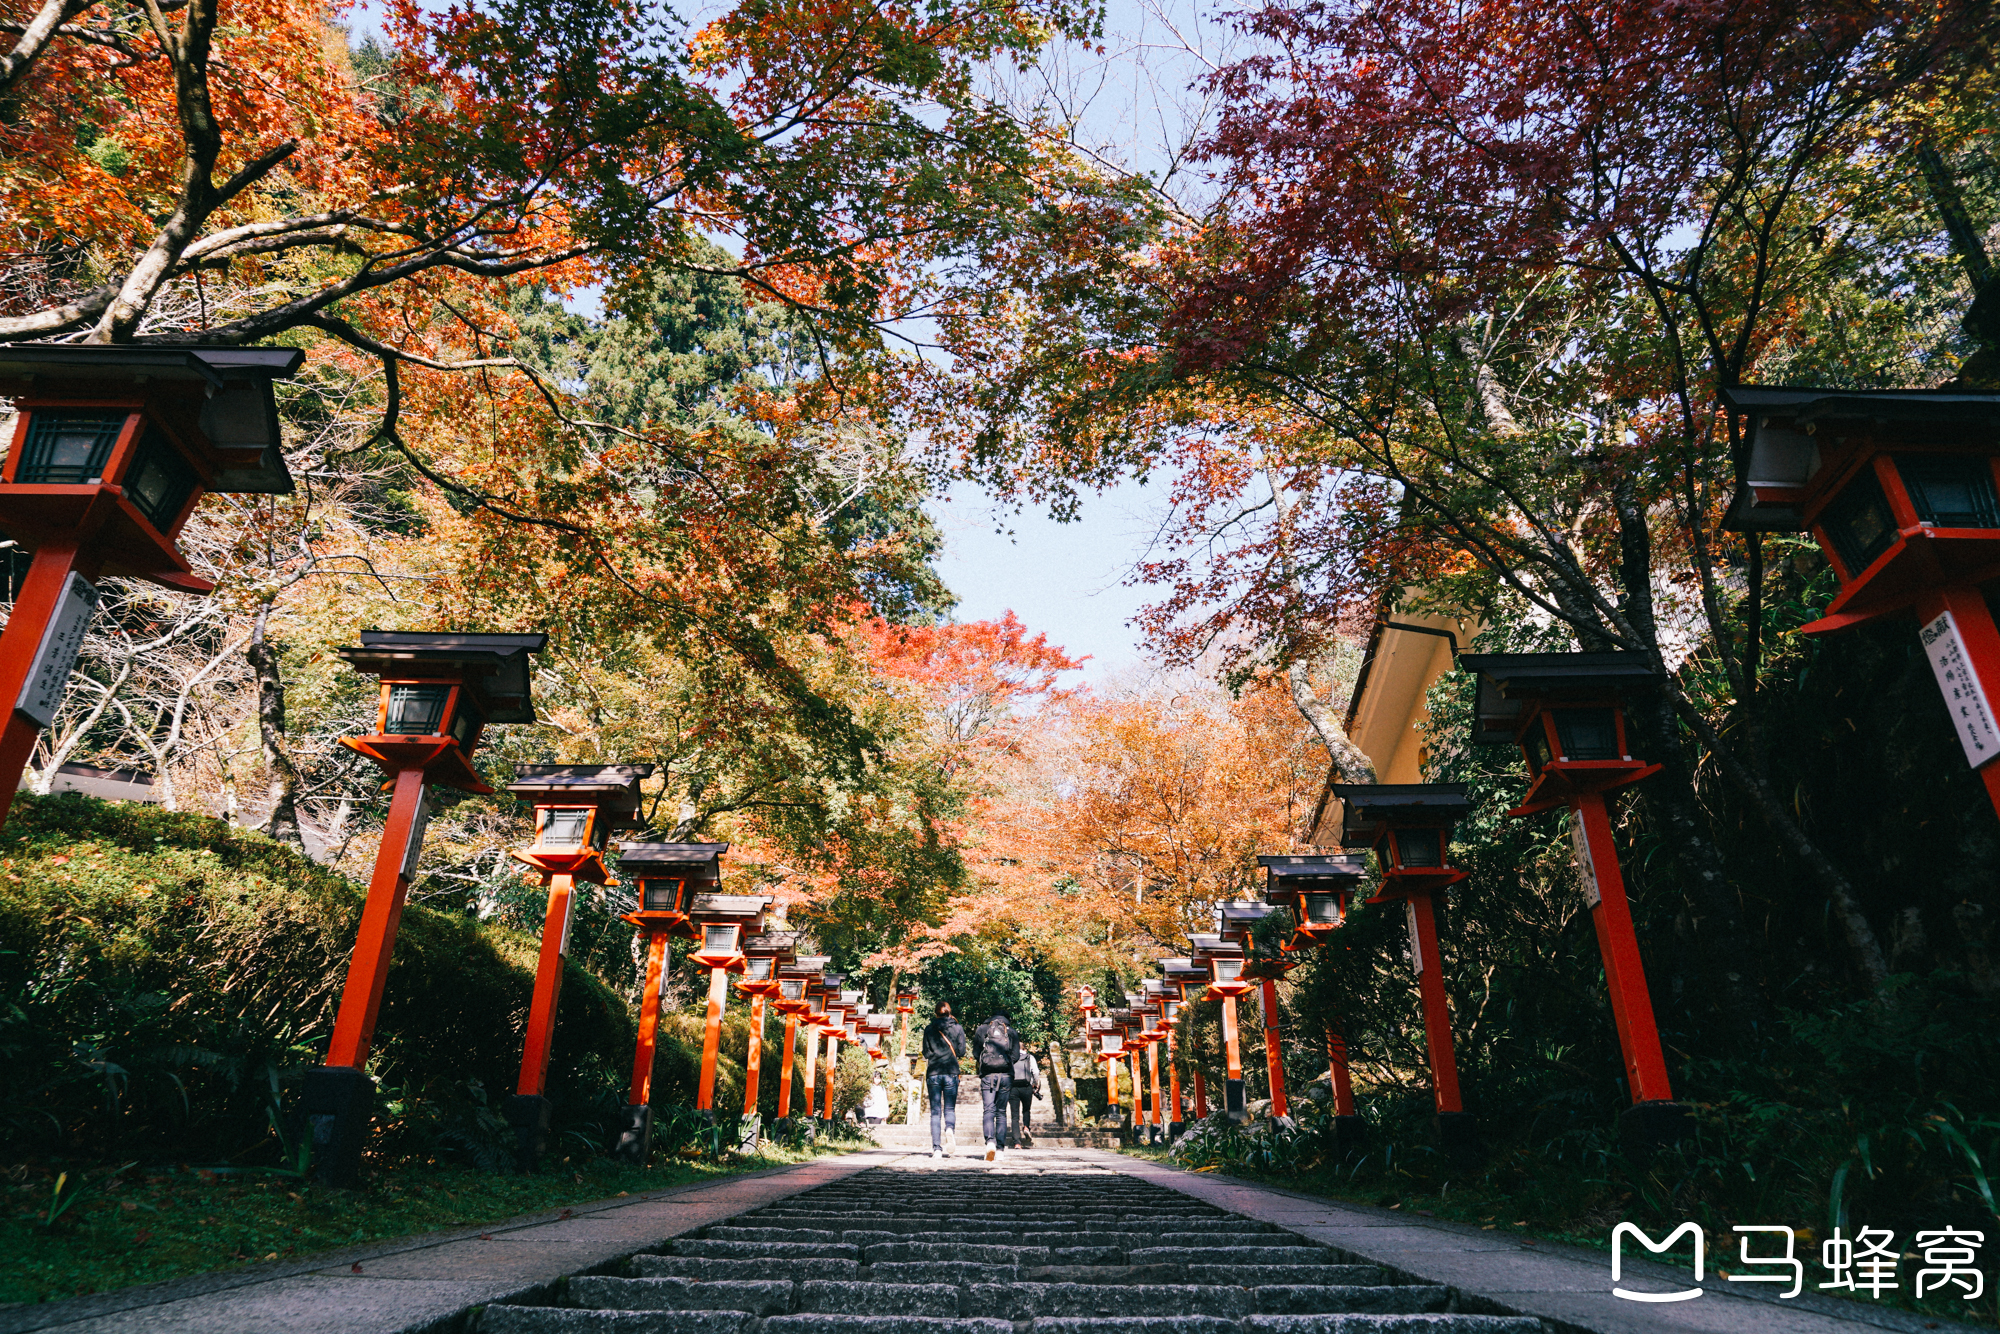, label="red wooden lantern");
[504,764,653,1172]
[1259,853,1369,1142]
[611,840,724,1163]
[1330,783,1477,1154]
[1458,652,1687,1151]
[776,955,829,1121]
[1723,386,2000,816]
[0,345,302,827]
[1189,934,1252,1123]
[736,930,797,1136]
[306,630,544,1186]
[688,893,771,1115]
[1214,900,1296,1123]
